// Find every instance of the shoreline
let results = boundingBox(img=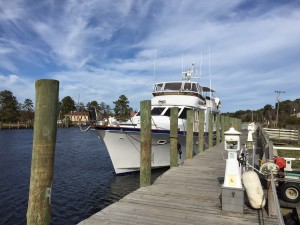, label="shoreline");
[0,122,75,129]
